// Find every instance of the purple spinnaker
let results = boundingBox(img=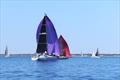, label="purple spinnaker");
[36,15,61,56]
